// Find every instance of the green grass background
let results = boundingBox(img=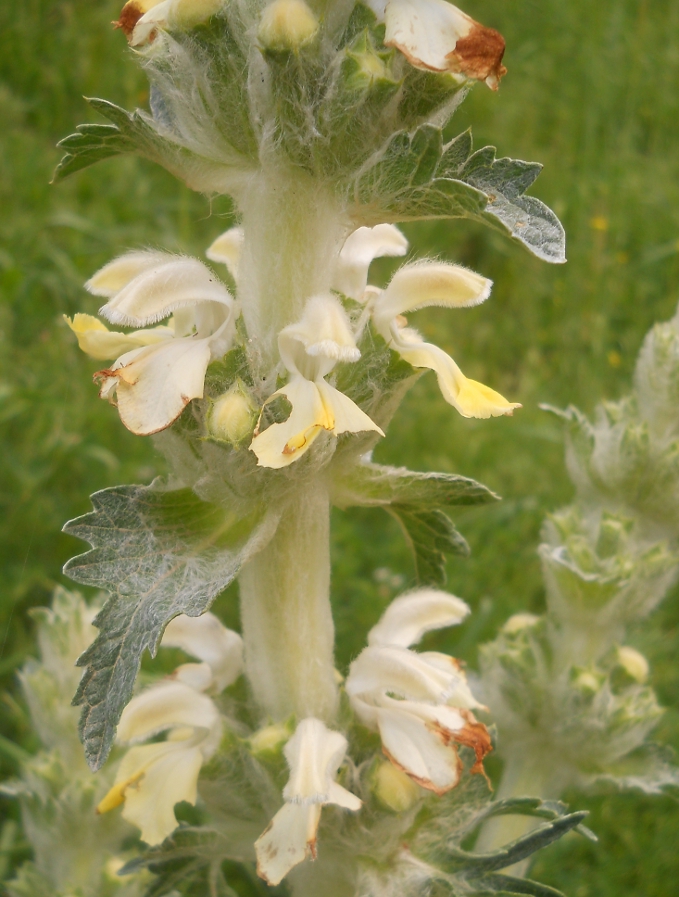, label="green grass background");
[1,0,679,893]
